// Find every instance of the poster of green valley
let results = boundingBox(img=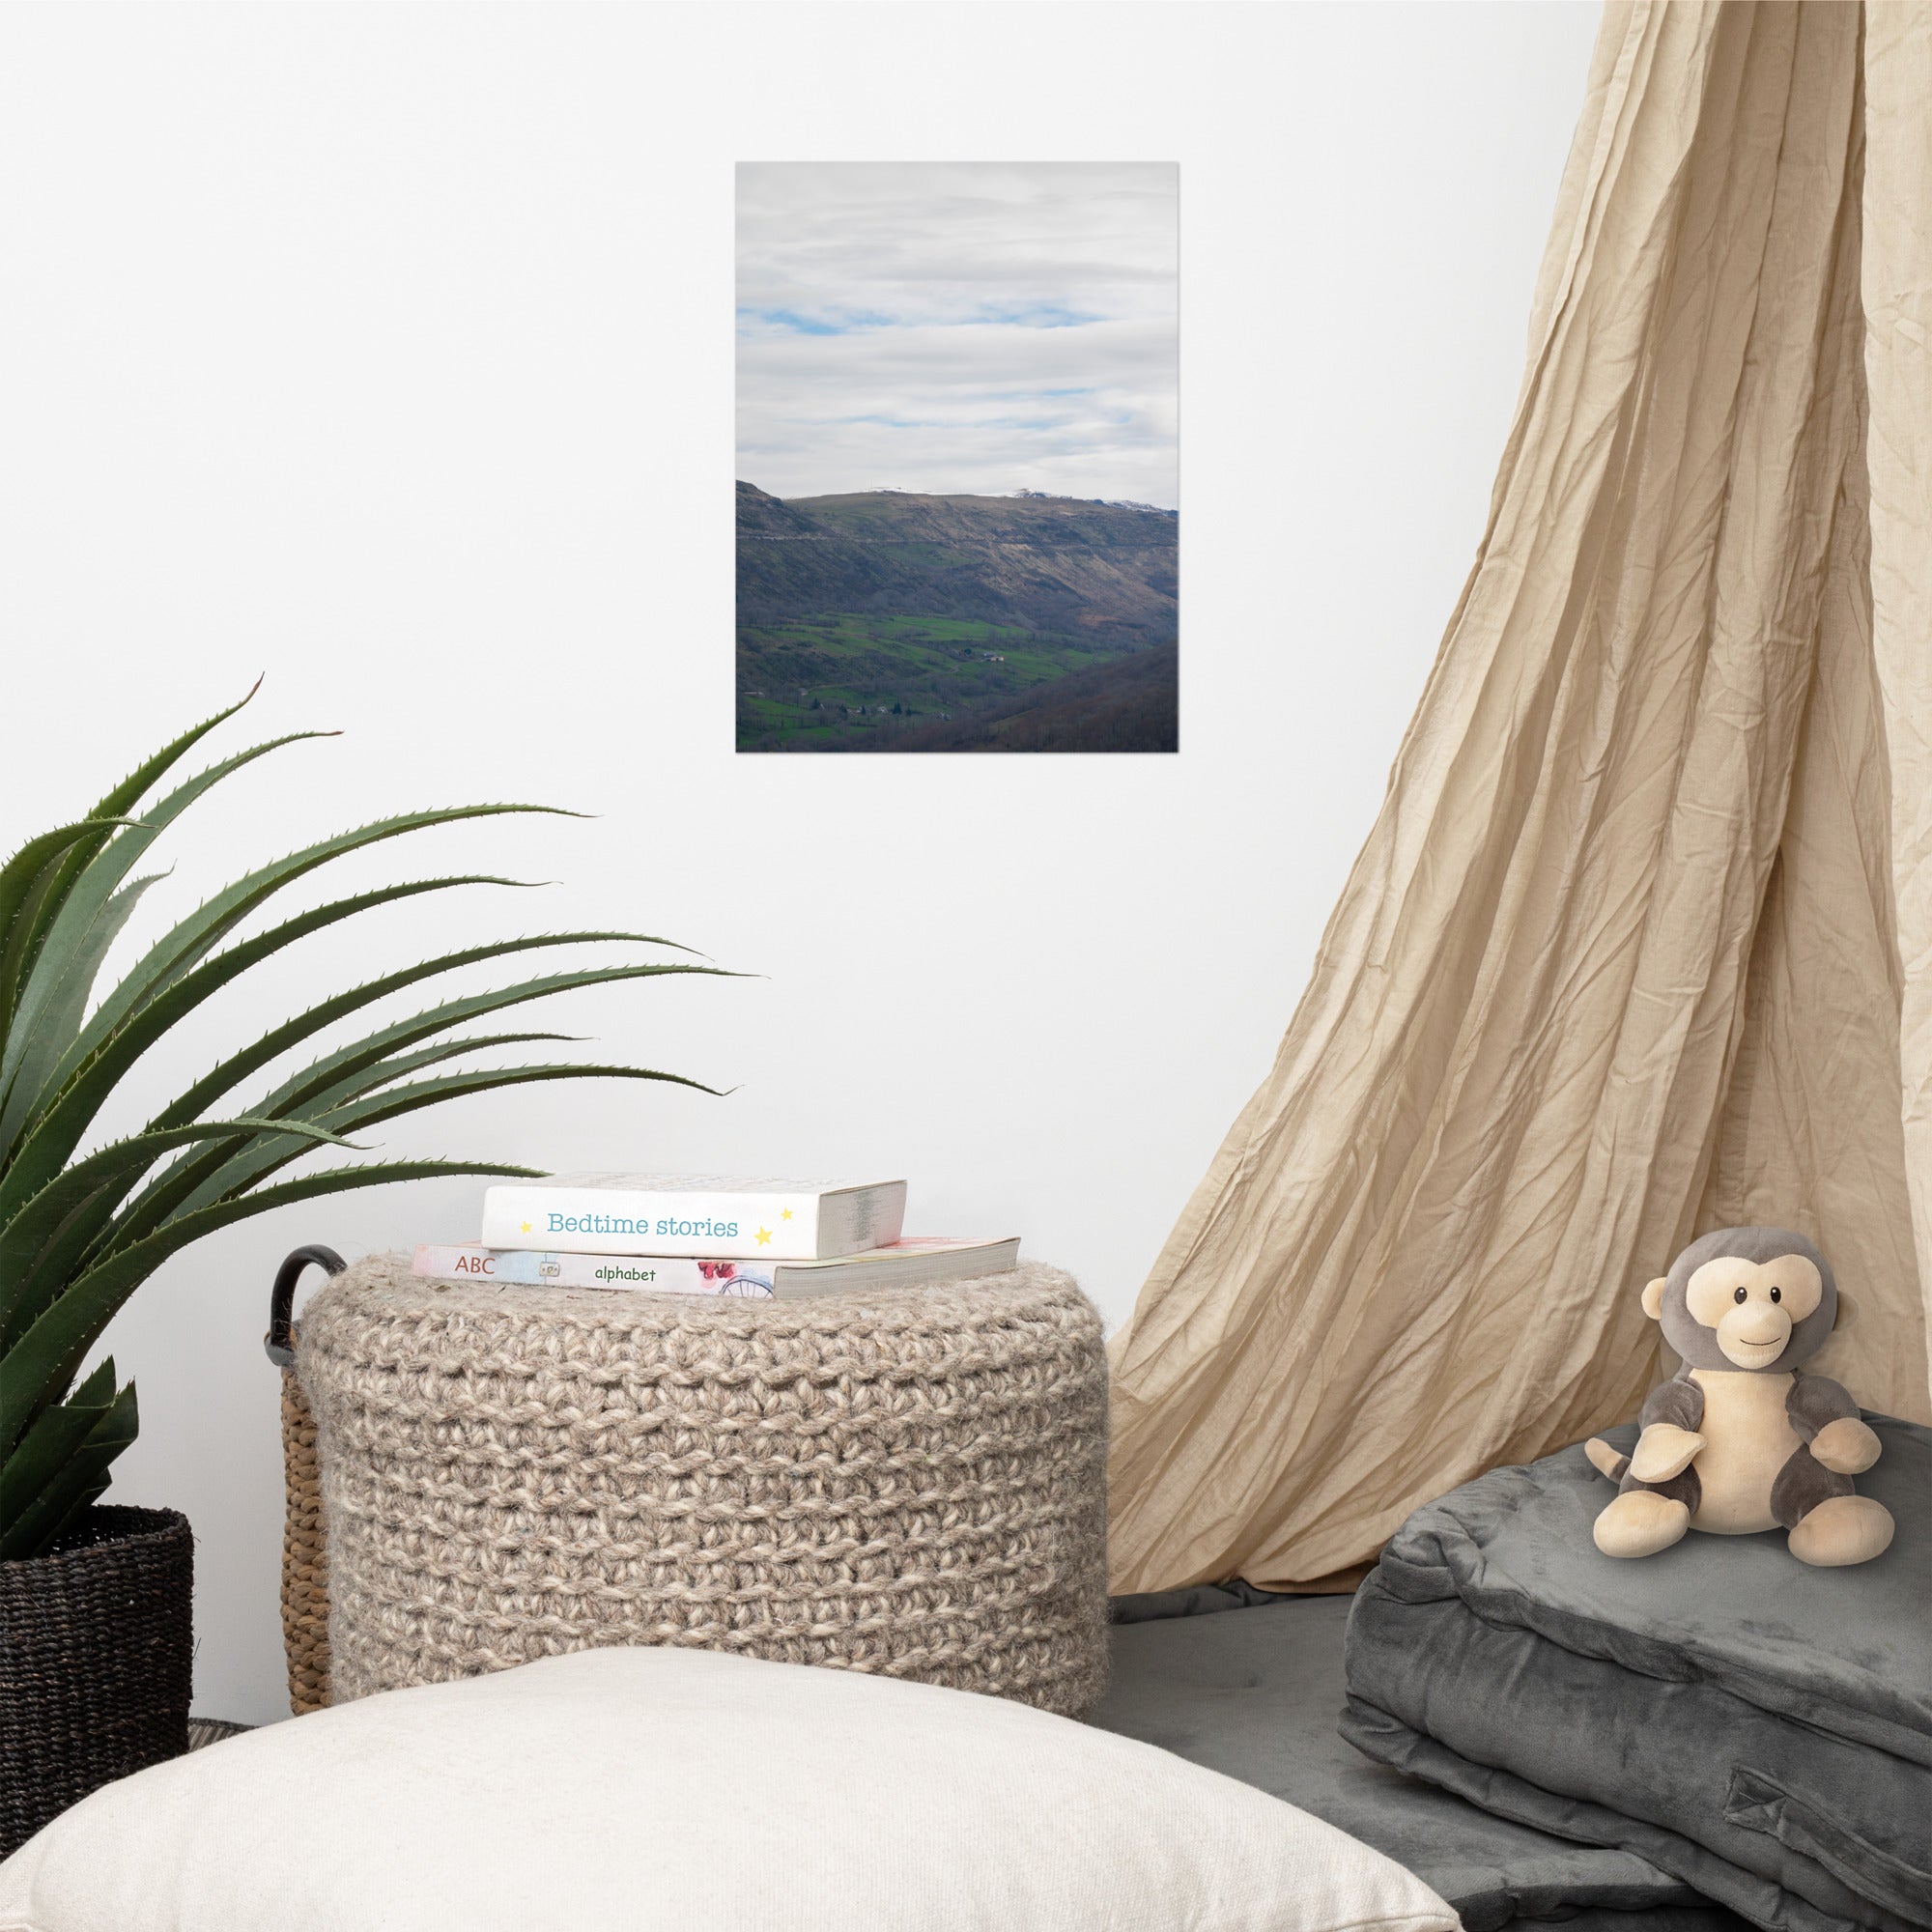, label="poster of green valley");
[735,163,1179,753]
